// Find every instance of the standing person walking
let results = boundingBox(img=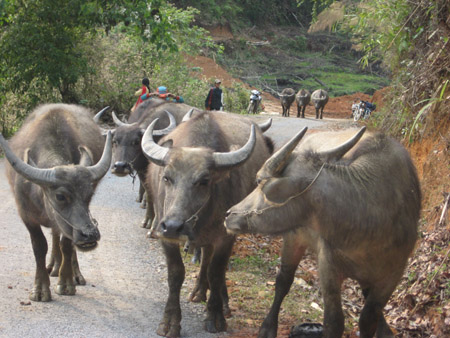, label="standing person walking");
[131,77,151,112]
[205,79,223,111]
